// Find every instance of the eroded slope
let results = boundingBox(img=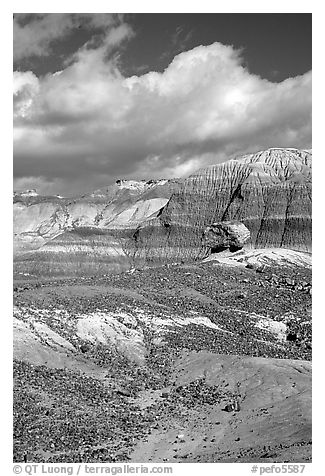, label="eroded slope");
[131,148,312,264]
